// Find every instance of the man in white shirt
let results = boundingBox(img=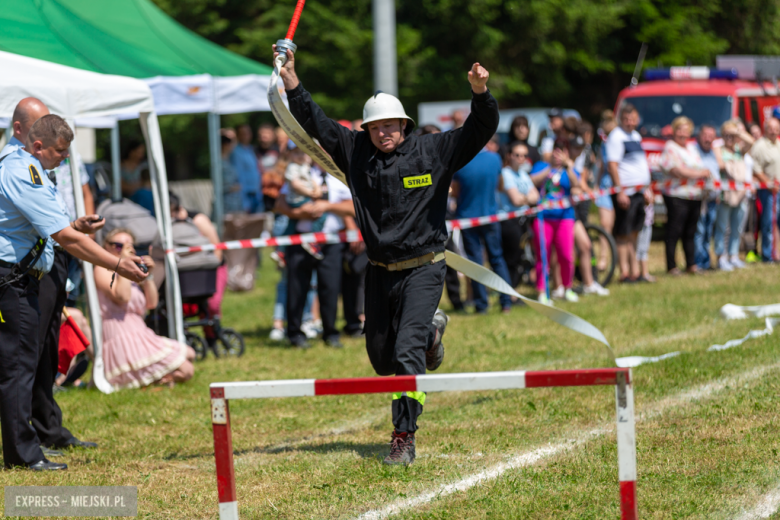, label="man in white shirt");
[751,117,780,262]
[606,104,652,281]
